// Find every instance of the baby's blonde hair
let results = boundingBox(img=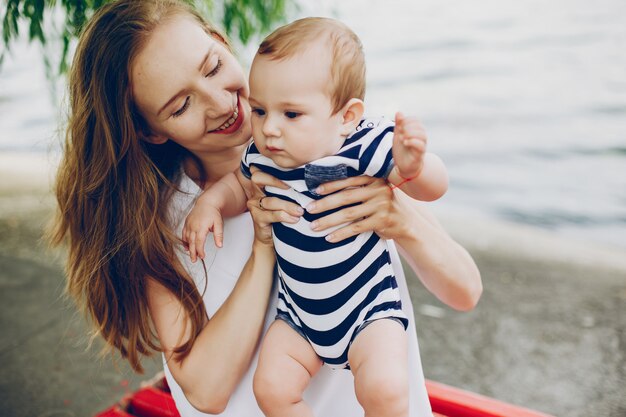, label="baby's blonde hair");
[258,17,365,114]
